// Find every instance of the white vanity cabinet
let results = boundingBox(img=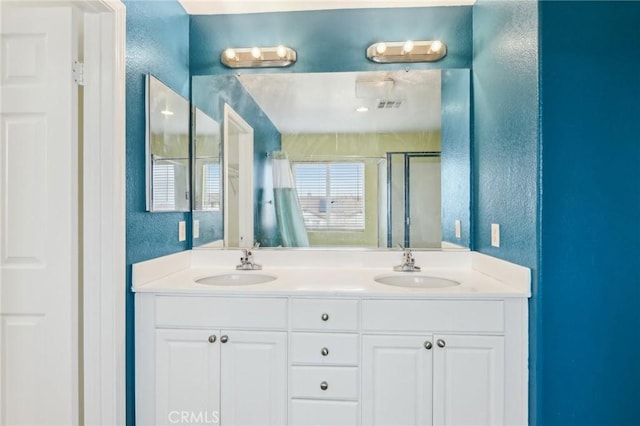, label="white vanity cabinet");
[136,292,528,426]
[136,295,288,426]
[361,299,522,426]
